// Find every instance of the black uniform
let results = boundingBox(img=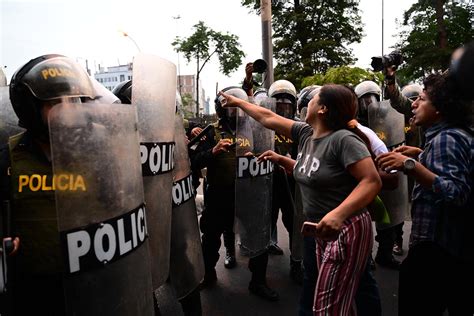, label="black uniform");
[191,120,269,285]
